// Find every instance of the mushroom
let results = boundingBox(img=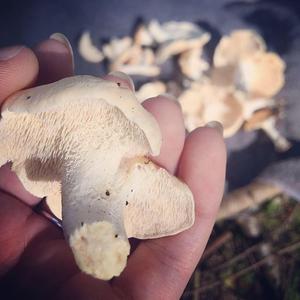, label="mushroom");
[0,75,194,280]
[179,47,209,80]
[236,52,286,98]
[179,80,275,137]
[102,36,132,61]
[136,81,167,102]
[145,20,210,64]
[134,23,154,46]
[148,20,207,43]
[109,45,160,77]
[213,29,266,68]
[78,31,104,63]
[244,109,291,151]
